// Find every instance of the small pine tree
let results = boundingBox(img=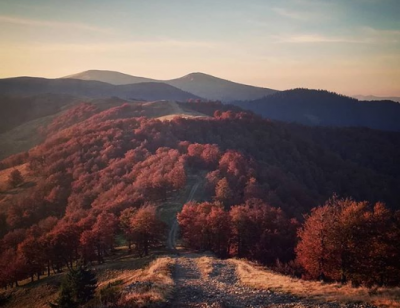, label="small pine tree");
[49,265,97,308]
[8,169,24,188]
[72,265,97,305]
[49,282,77,308]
